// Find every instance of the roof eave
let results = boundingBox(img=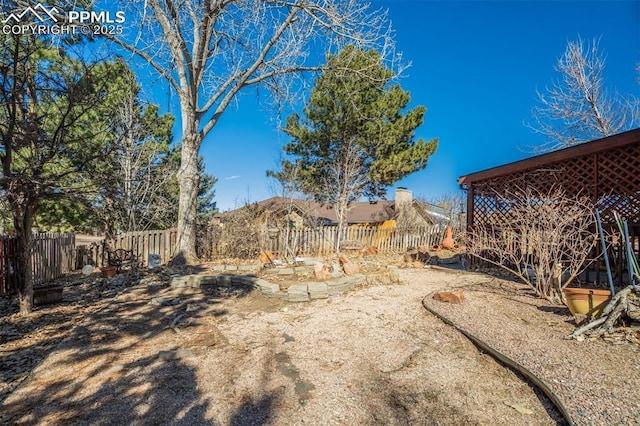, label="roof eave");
[458,128,640,187]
